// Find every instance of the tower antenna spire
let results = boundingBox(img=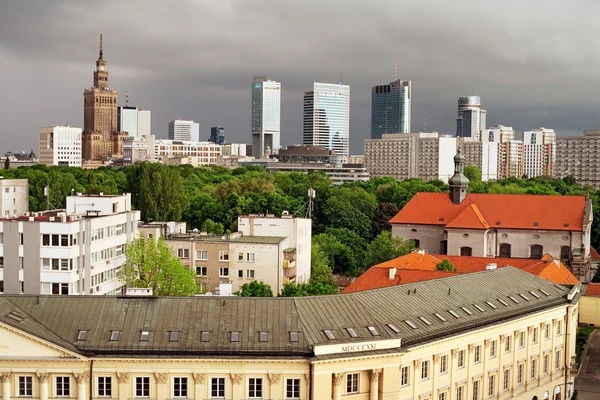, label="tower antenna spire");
[99,29,103,58]
[126,91,129,107]
[394,60,397,81]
